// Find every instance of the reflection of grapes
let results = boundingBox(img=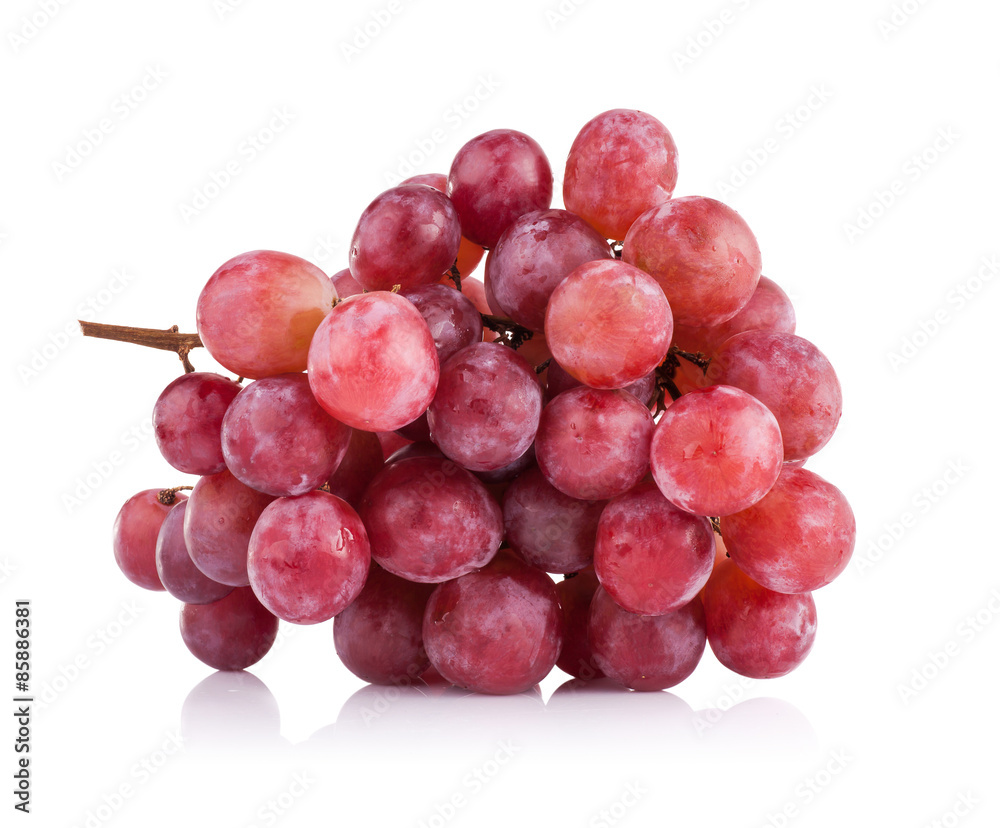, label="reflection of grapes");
[102,110,851,695]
